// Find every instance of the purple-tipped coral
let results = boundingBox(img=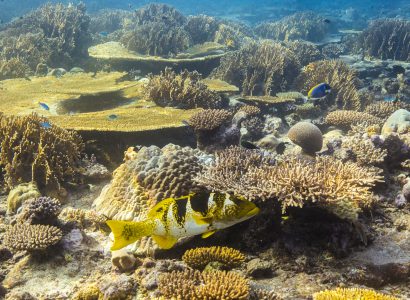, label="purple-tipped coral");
[18,196,62,225]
